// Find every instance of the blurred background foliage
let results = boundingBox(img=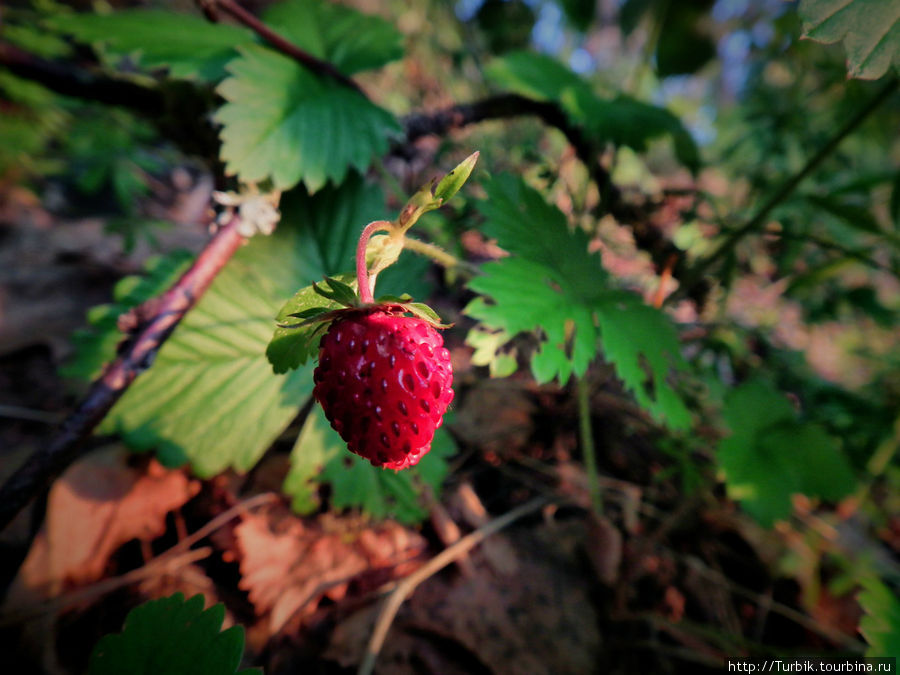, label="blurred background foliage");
[1,0,899,671]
